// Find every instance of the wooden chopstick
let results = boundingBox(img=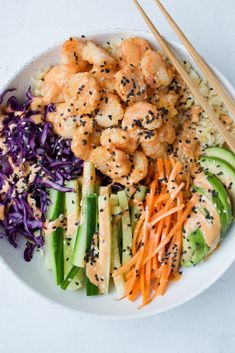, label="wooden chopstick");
[133,0,235,153]
[154,0,235,118]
